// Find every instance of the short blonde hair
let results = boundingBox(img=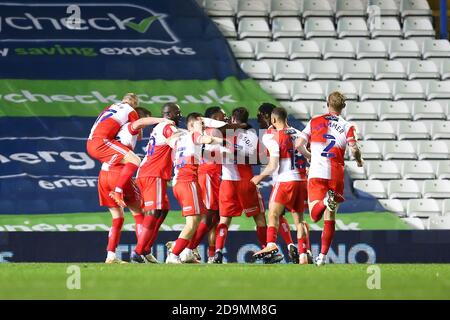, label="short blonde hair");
[328,91,346,112]
[122,93,139,108]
